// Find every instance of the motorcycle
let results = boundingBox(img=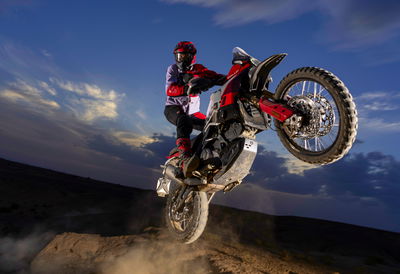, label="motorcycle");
[156,47,358,244]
